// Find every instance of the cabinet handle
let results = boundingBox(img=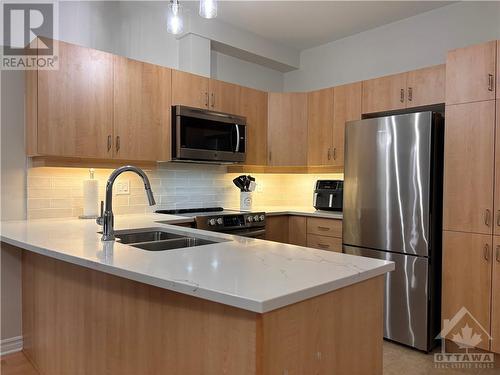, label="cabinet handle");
[484,244,490,261]
[400,88,405,103]
[327,148,331,160]
[211,92,215,108]
[333,147,337,160]
[488,74,495,92]
[317,244,330,249]
[205,92,209,107]
[317,226,330,231]
[269,151,272,162]
[497,210,500,227]
[116,136,120,152]
[107,135,112,152]
[485,209,491,226]
[496,246,500,263]
[408,87,413,102]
